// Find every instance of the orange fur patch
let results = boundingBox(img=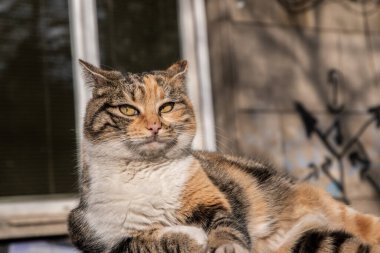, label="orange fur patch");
[143,75,164,101]
[355,215,373,241]
[177,161,231,221]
